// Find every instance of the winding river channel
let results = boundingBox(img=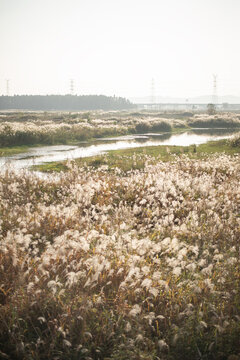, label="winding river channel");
[0,128,237,171]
